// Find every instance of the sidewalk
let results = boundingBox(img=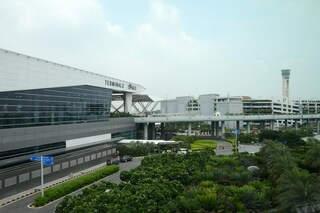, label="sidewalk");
[0,162,107,207]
